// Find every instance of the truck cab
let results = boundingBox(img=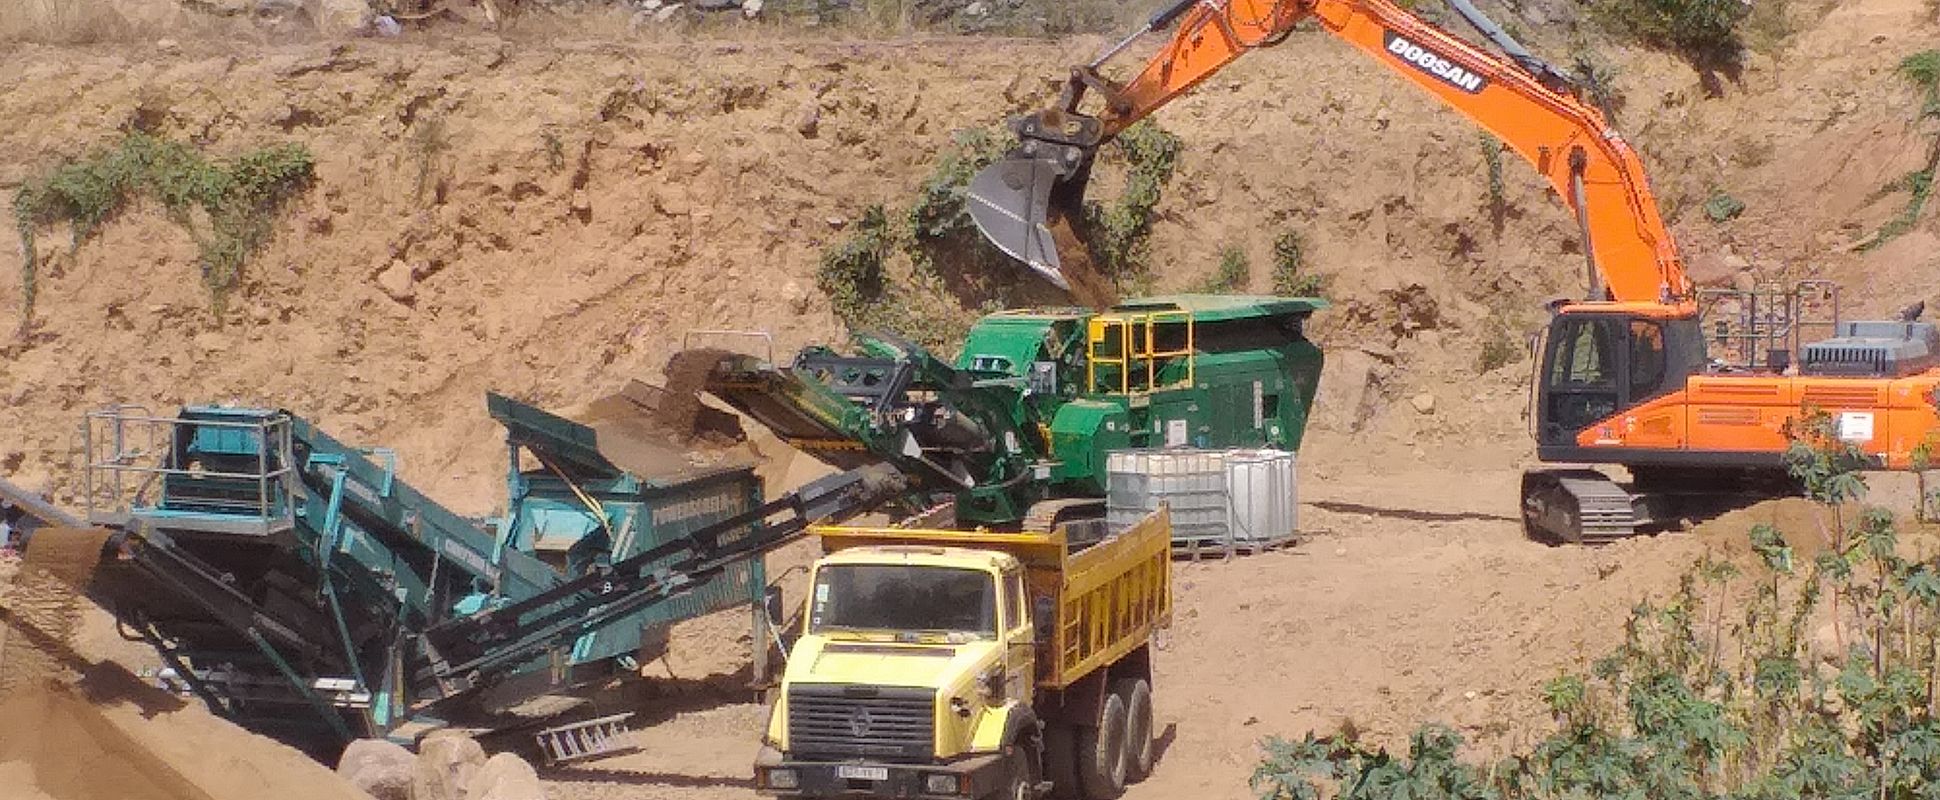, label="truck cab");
[755,511,1172,800]
[756,545,1035,798]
